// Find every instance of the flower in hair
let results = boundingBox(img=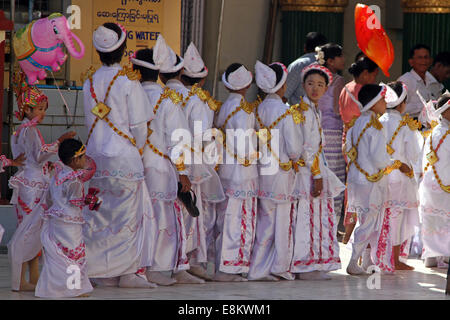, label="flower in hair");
[315,46,325,66]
